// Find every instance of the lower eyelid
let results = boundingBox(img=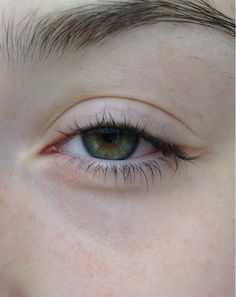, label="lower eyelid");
[42,150,183,191]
